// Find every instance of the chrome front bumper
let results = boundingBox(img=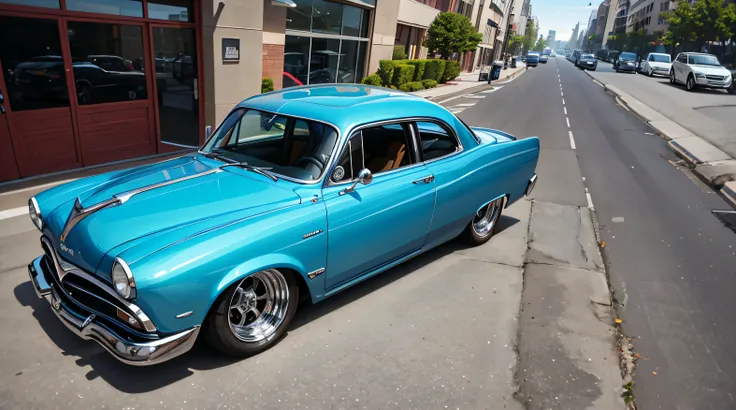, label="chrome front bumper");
[28,256,199,366]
